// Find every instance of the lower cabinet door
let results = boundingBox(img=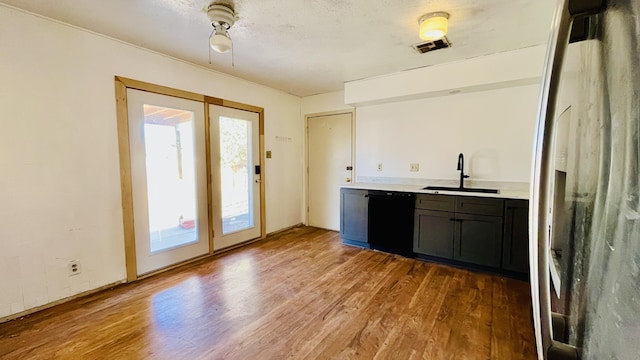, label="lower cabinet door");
[502,199,530,273]
[414,209,454,259]
[339,188,369,243]
[453,213,503,267]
